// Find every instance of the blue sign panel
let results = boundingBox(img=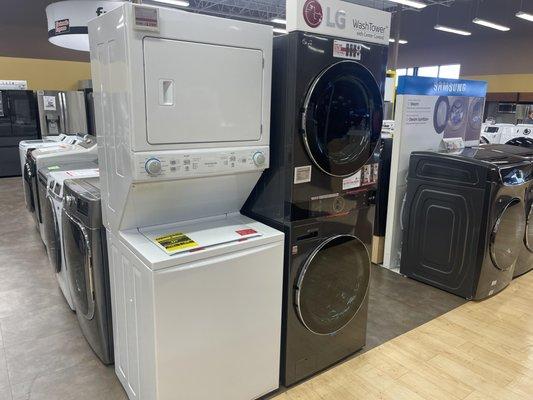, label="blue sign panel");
[397,76,488,97]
